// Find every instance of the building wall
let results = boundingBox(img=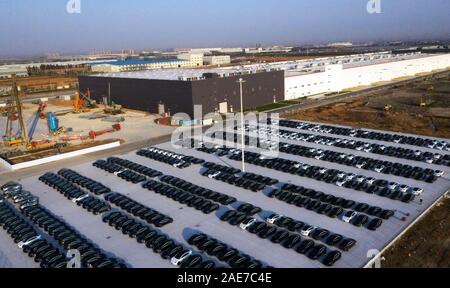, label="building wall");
[204,56,231,66]
[78,76,194,116]
[79,70,284,118]
[191,70,285,115]
[177,53,204,67]
[284,54,450,100]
